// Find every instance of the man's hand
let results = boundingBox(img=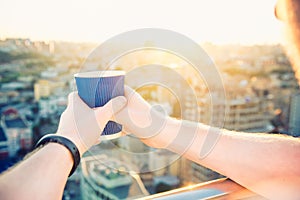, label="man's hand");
[57,92,127,155]
[115,86,171,148]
